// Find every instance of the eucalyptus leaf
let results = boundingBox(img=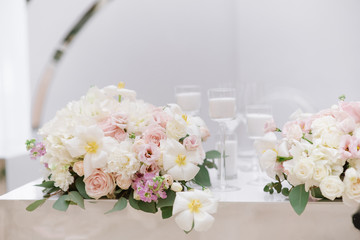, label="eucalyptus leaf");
[282,187,290,197]
[68,191,85,209]
[75,177,91,199]
[105,197,127,214]
[53,194,70,212]
[138,201,157,213]
[26,199,47,212]
[35,181,55,188]
[205,150,221,159]
[310,187,324,199]
[161,206,173,219]
[194,164,211,187]
[157,190,176,208]
[289,184,309,215]
[129,192,140,210]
